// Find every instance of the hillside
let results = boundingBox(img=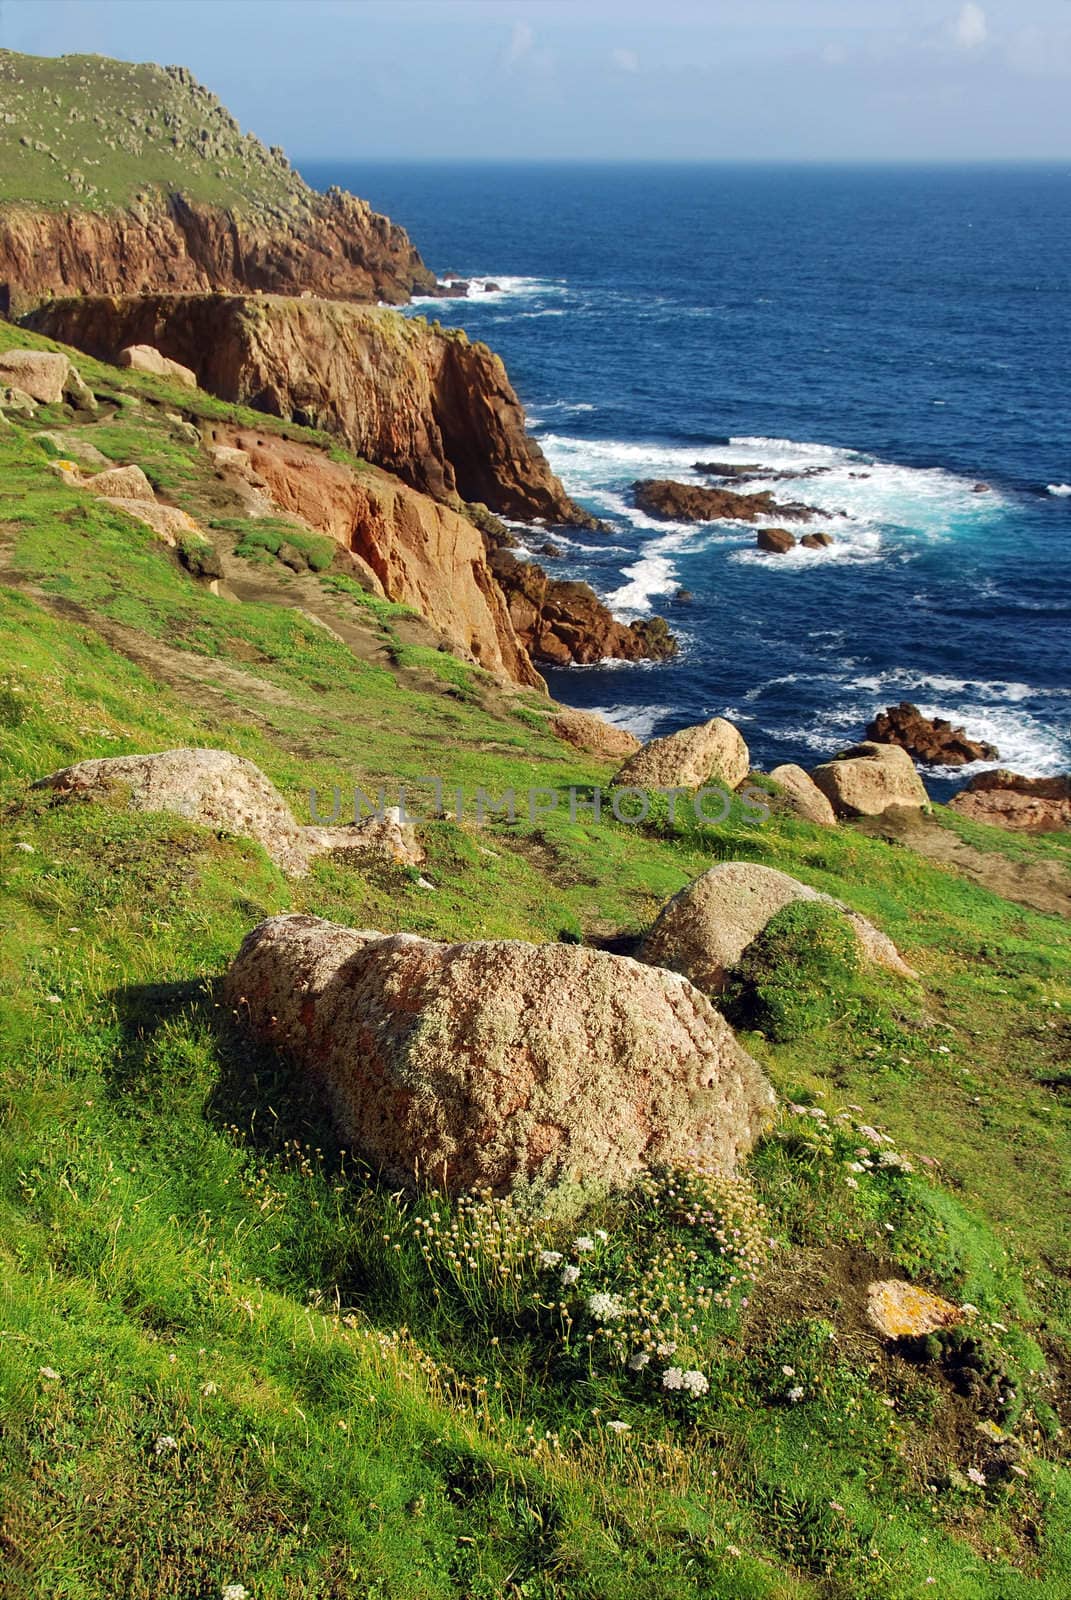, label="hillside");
[0,50,437,310]
[2,326,1071,1598]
